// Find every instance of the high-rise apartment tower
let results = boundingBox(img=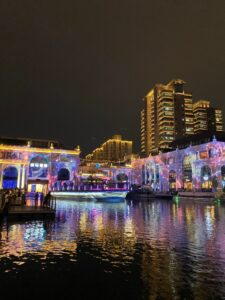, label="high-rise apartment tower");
[193,100,223,134]
[141,79,194,156]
